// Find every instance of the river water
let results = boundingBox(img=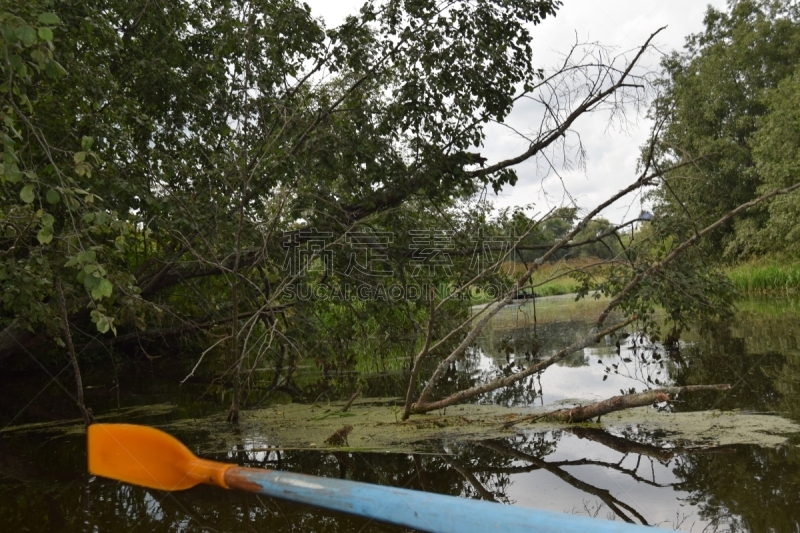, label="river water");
[1,296,798,532]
